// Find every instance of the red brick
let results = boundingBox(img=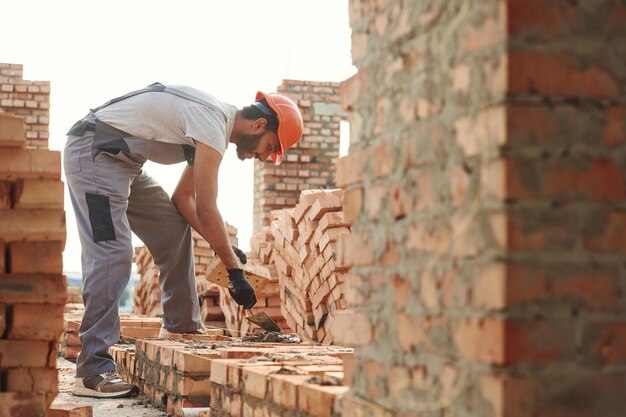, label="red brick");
[363,360,386,398]
[342,187,363,223]
[0,273,66,304]
[508,51,619,98]
[299,384,349,417]
[0,392,46,417]
[12,179,64,209]
[10,241,63,273]
[604,106,626,146]
[269,374,311,409]
[332,310,372,347]
[242,365,282,399]
[460,4,506,53]
[406,220,452,253]
[448,165,471,207]
[479,374,536,417]
[335,148,367,188]
[455,106,506,157]
[365,184,386,220]
[7,303,64,340]
[5,367,58,396]
[507,0,575,39]
[48,403,93,417]
[0,340,56,367]
[397,313,424,352]
[0,112,25,146]
[584,211,626,255]
[0,149,61,180]
[336,231,374,267]
[585,322,626,364]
